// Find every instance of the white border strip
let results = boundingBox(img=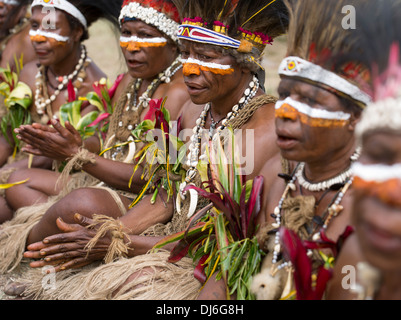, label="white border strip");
[178,24,241,49]
[29,29,70,42]
[278,56,371,106]
[275,97,351,121]
[352,162,401,182]
[179,57,232,71]
[32,0,87,29]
